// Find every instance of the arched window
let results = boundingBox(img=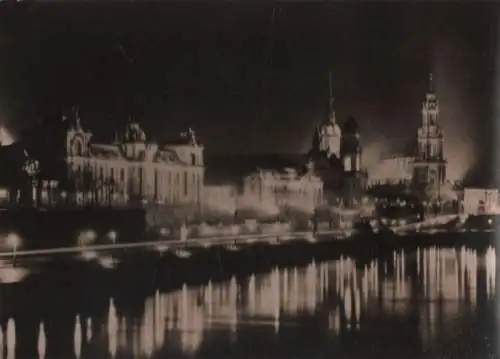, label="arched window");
[73,140,84,156]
